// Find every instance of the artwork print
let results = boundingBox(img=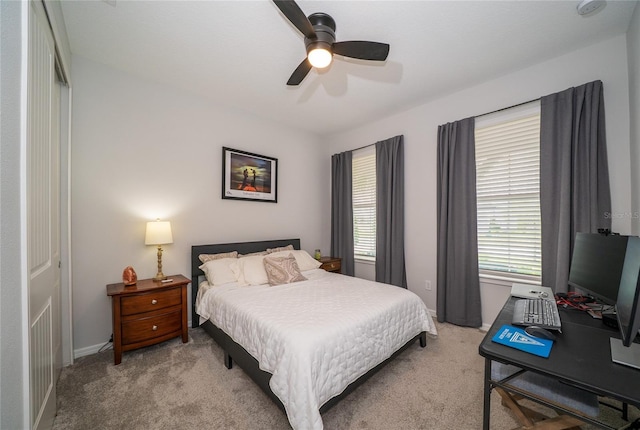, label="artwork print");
[222,147,278,203]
